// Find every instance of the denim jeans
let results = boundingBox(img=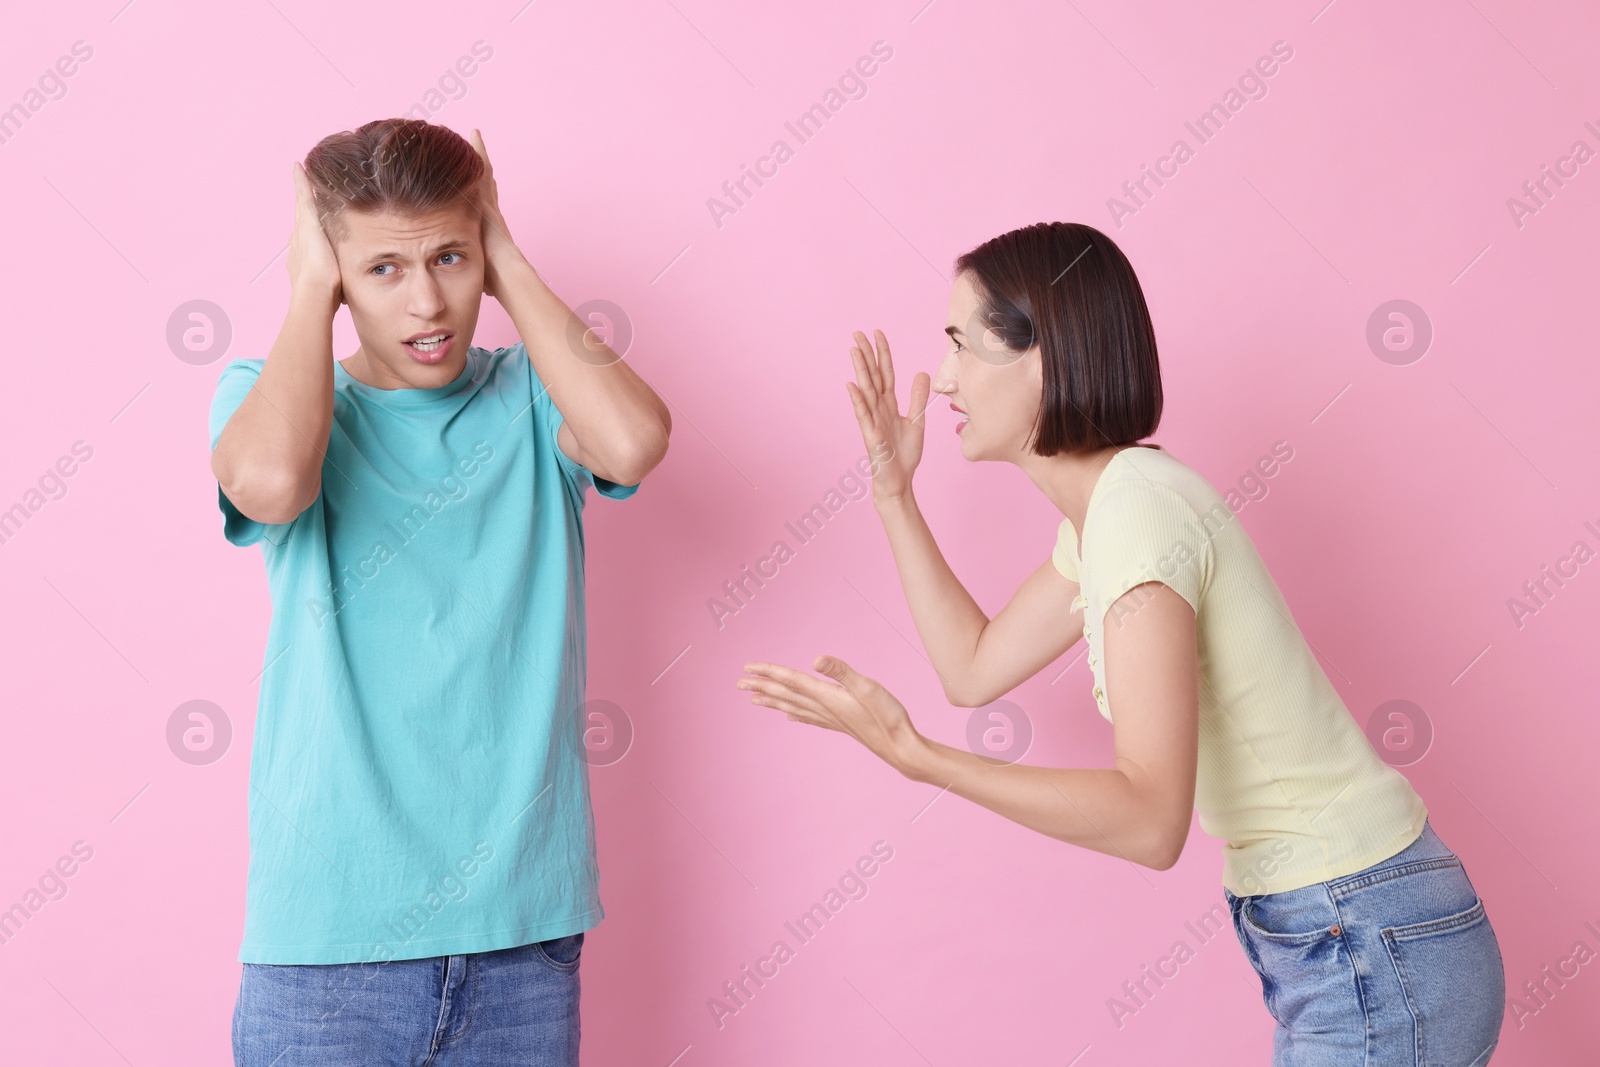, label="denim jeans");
[233,932,583,1066]
[1226,821,1505,1066]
